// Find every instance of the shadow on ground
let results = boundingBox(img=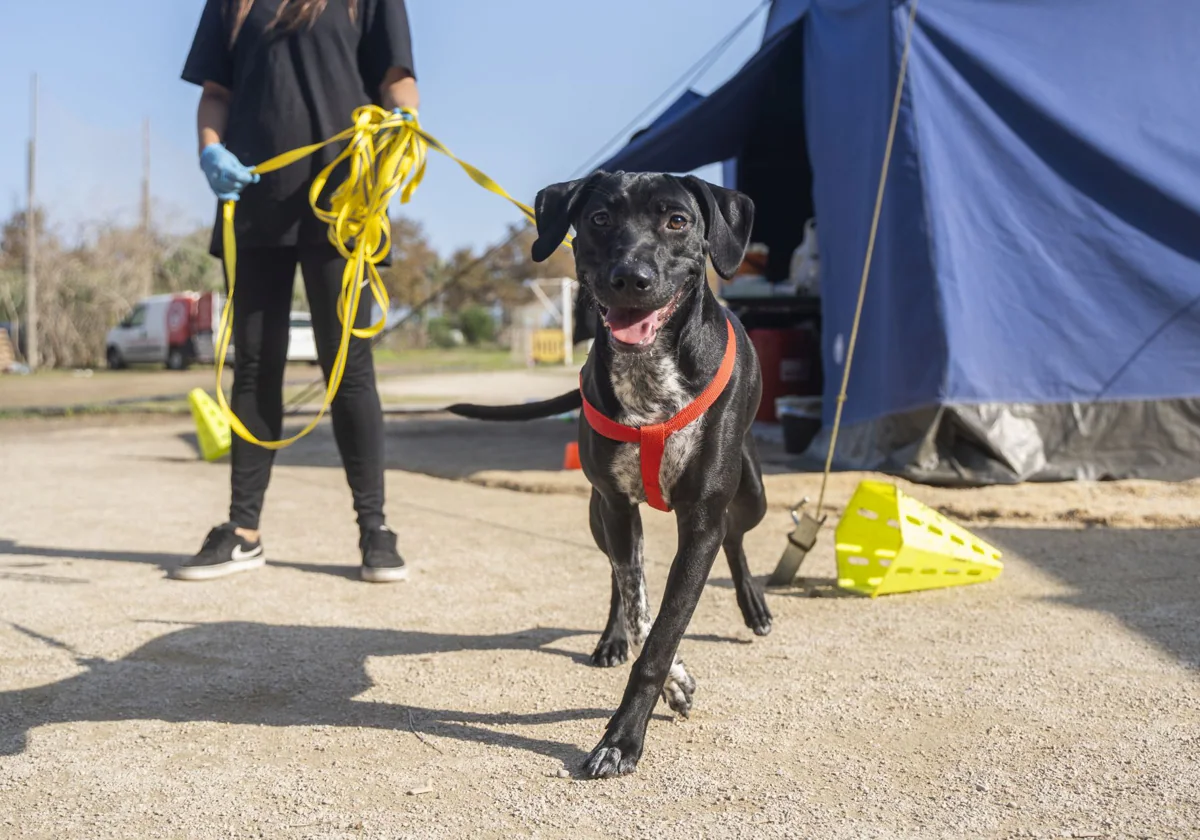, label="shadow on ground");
[0,620,749,762]
[169,417,579,478]
[0,622,607,763]
[169,415,816,478]
[717,526,1200,671]
[7,524,1198,677]
[4,528,1196,770]
[980,527,1200,671]
[0,540,186,580]
[0,520,599,579]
